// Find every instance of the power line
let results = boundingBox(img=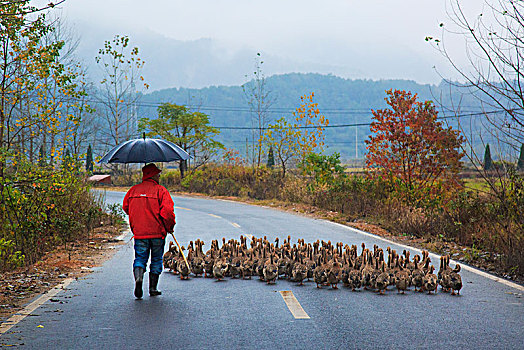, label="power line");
[213,109,515,130]
[77,98,488,115]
